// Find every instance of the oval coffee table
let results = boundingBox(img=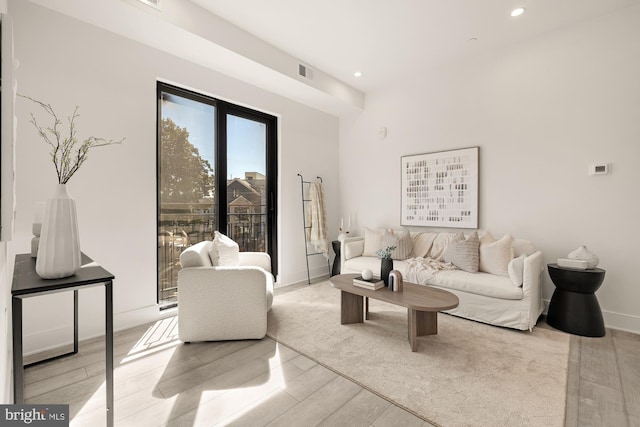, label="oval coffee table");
[329,274,459,351]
